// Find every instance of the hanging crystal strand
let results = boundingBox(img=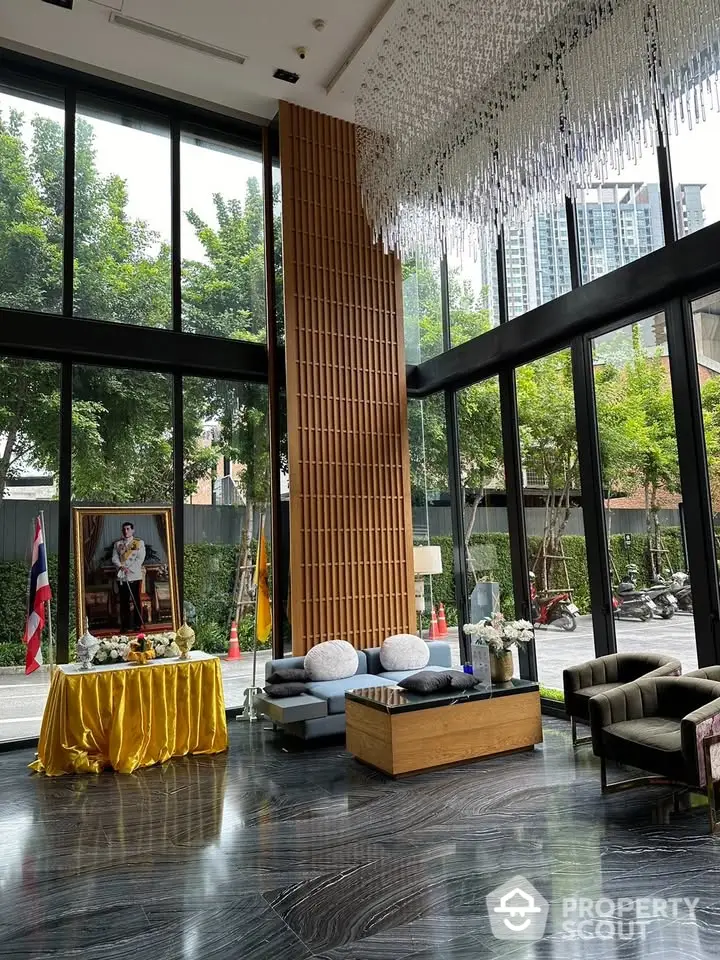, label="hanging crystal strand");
[355,0,720,259]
